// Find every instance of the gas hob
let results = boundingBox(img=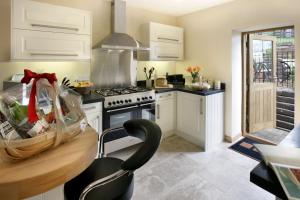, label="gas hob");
[95,86,155,108]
